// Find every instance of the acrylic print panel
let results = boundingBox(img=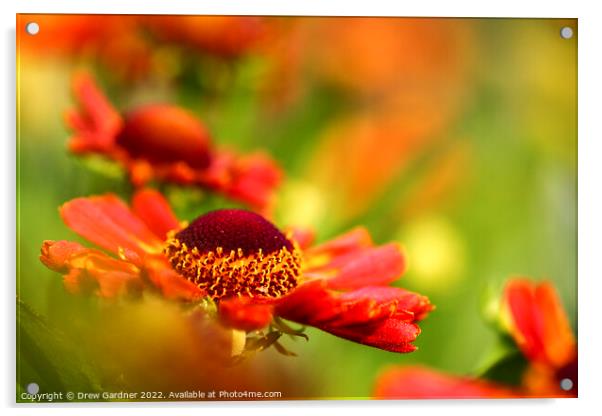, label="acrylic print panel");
[16,14,577,402]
